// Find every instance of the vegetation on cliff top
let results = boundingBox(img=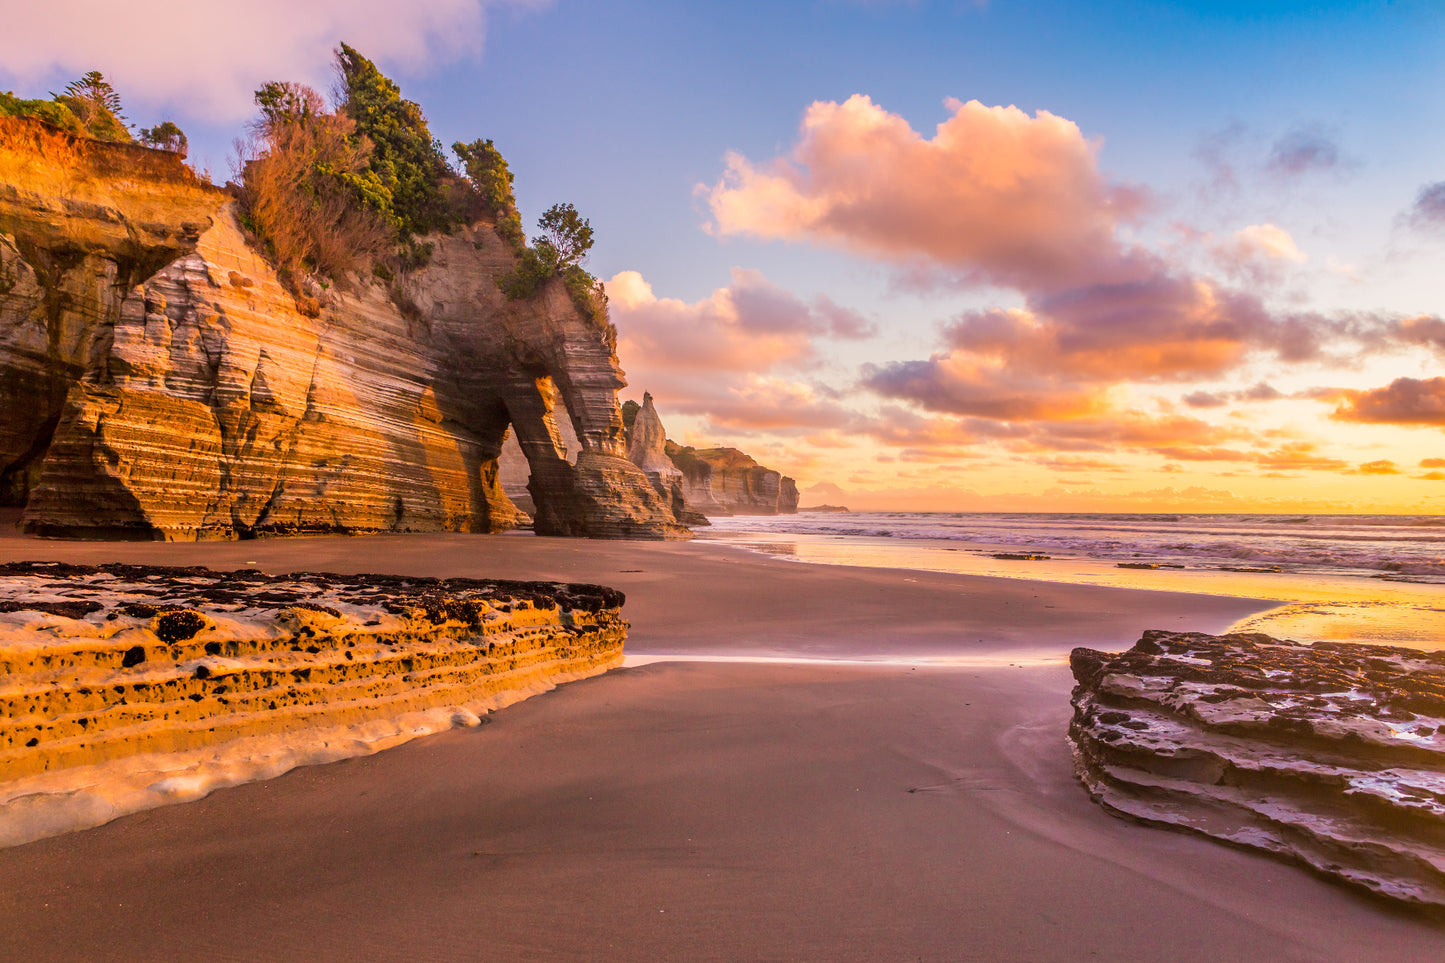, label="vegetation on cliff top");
[497,202,608,329]
[232,44,610,330]
[2,71,188,156]
[4,53,611,332]
[453,137,524,249]
[334,43,459,240]
[235,81,394,306]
